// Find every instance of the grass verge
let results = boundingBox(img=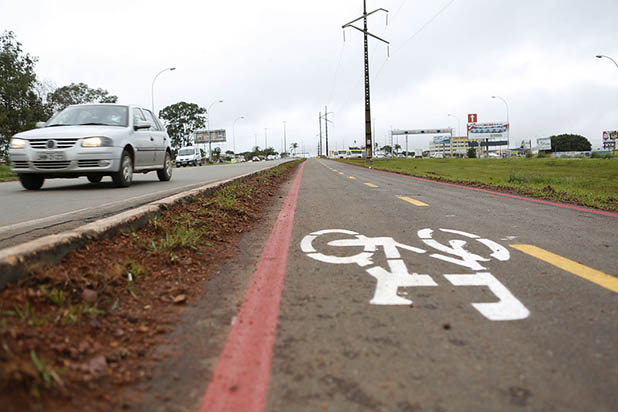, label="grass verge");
[341,158,618,212]
[0,165,17,182]
[0,159,303,411]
